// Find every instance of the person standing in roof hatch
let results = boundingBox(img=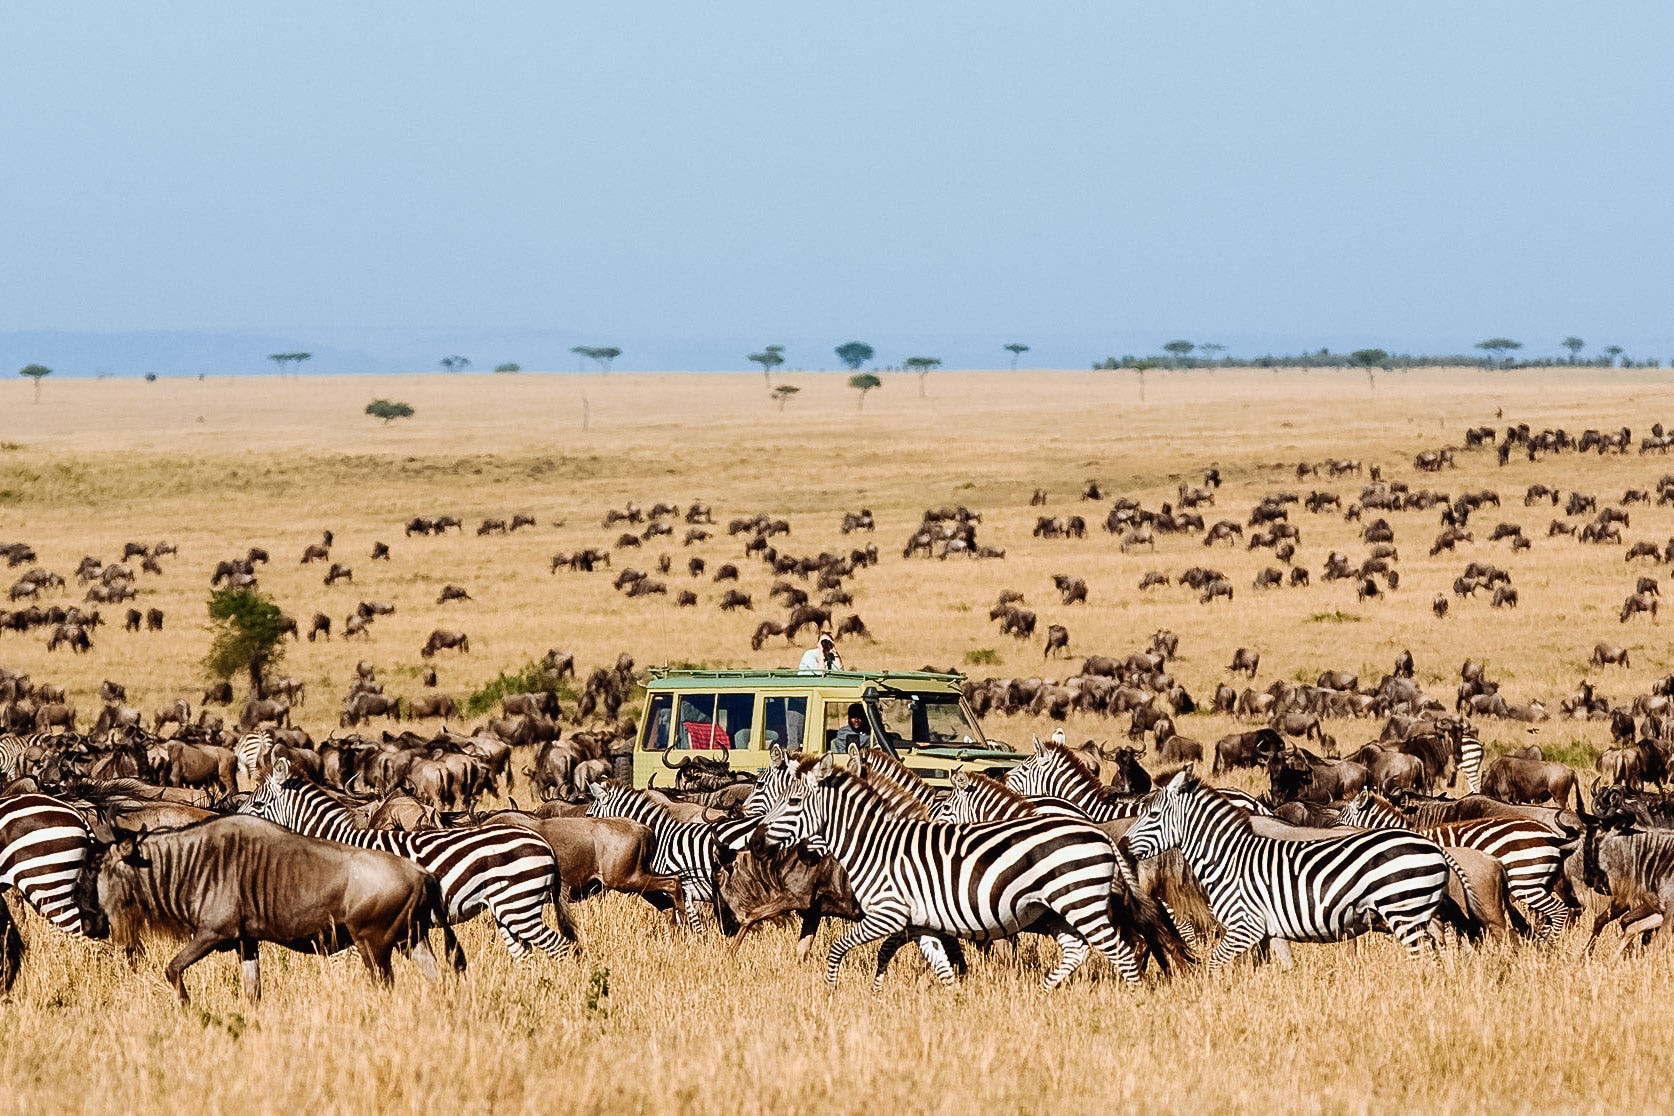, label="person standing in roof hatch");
[798,629,843,672]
